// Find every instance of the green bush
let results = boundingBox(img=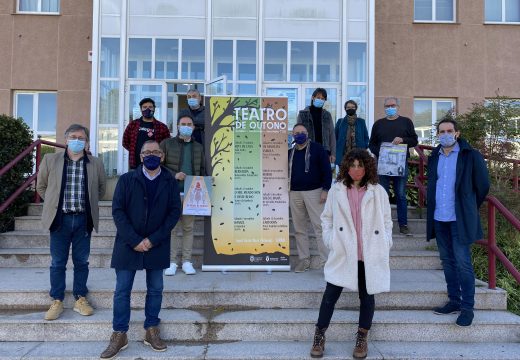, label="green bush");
[0,115,34,232]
